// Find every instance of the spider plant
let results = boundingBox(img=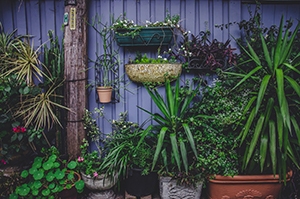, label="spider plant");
[139,77,209,174]
[231,15,300,181]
